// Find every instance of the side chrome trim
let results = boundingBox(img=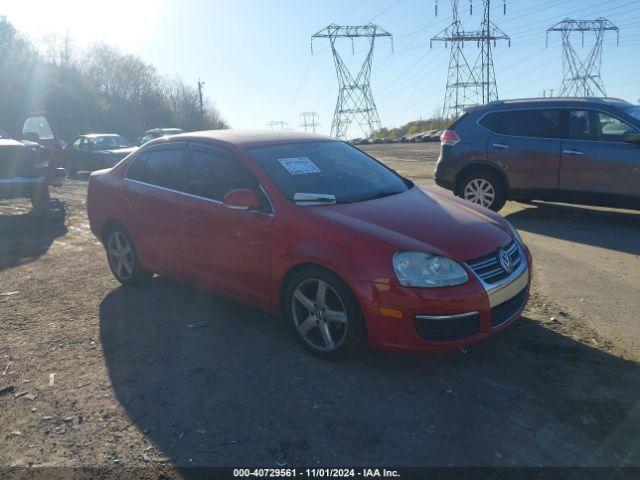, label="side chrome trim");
[123,178,274,217]
[415,311,479,321]
[465,240,530,308]
[476,106,638,144]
